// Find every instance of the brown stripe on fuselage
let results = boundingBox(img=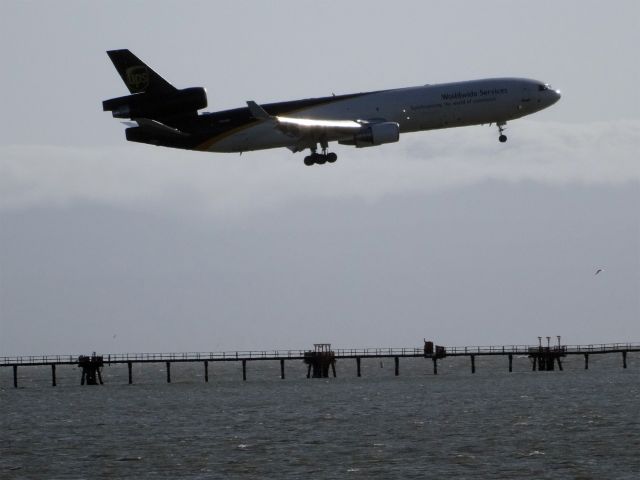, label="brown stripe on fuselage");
[194,90,379,151]
[195,120,261,151]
